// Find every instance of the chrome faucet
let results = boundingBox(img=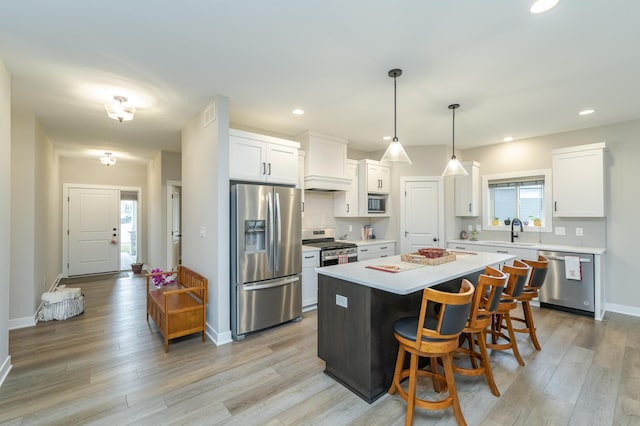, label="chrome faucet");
[511,218,523,243]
